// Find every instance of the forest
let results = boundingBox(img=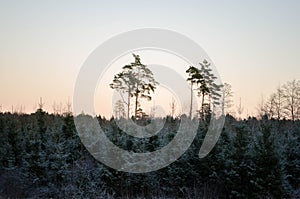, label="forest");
[1,55,300,198]
[0,109,300,198]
